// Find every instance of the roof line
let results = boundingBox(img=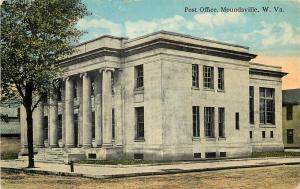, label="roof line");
[126,30,250,49]
[250,62,282,69]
